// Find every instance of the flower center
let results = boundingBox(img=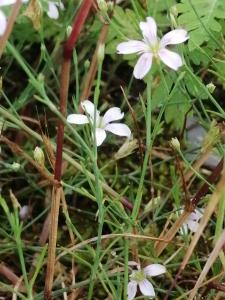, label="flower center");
[130,270,146,283]
[149,41,160,56]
